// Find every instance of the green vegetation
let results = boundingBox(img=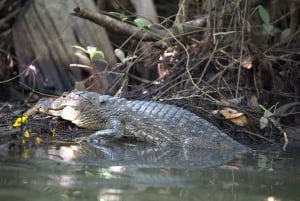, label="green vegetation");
[72,45,105,60]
